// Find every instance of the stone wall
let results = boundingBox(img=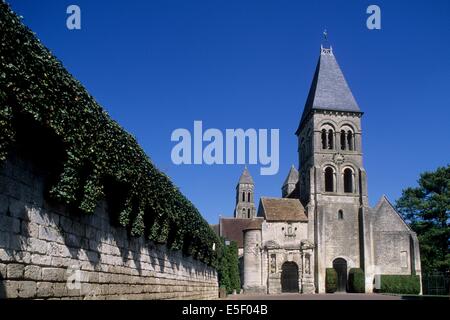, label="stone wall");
[370,196,421,276]
[0,151,218,299]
